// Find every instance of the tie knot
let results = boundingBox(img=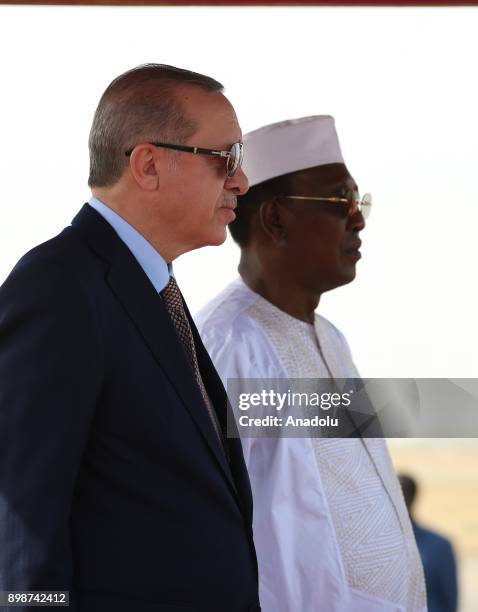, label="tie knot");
[159,275,227,455]
[161,276,182,310]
